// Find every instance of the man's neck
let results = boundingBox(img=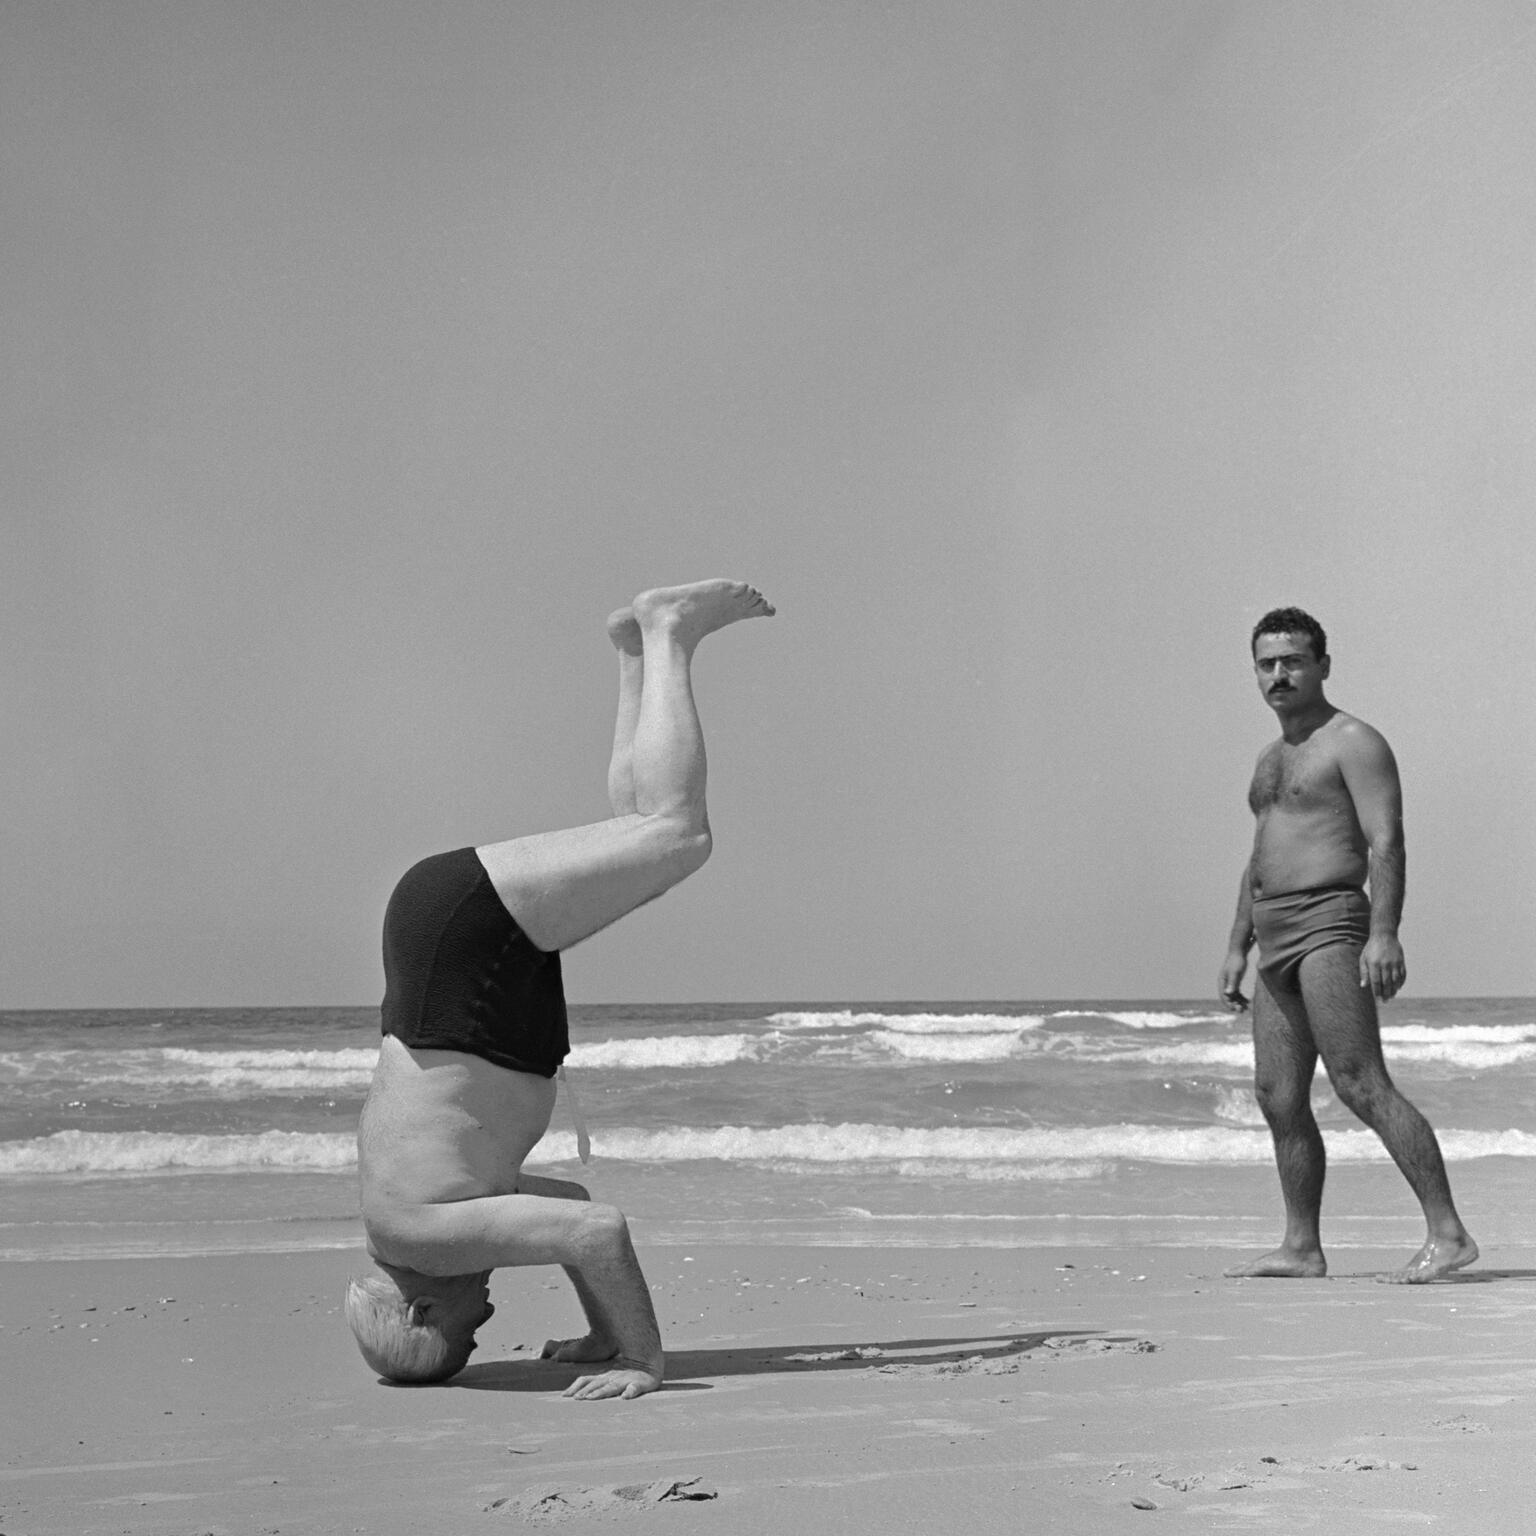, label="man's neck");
[1275,697,1336,744]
